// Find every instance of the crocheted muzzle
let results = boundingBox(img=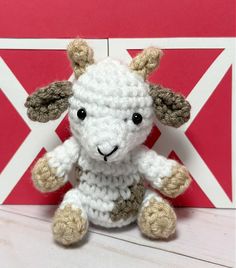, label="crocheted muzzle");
[68,58,154,162]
